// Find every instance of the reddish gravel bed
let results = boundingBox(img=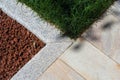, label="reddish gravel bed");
[0,9,45,80]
